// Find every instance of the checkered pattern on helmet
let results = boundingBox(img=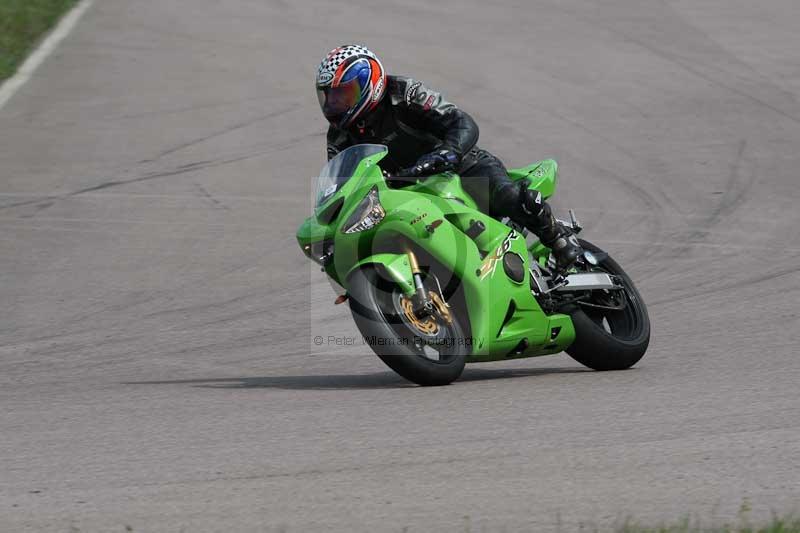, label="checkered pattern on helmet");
[316,45,377,85]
